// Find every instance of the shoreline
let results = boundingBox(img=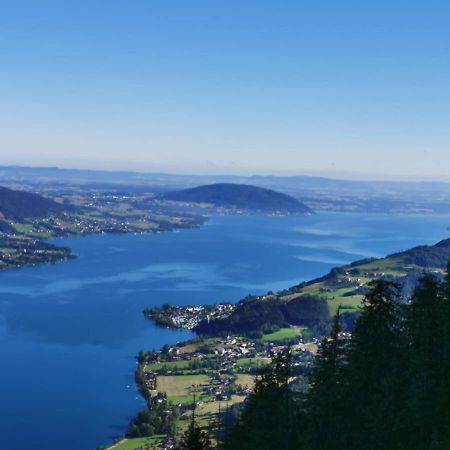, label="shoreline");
[109,231,450,449]
[115,323,317,450]
[2,211,449,450]
[0,219,206,273]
